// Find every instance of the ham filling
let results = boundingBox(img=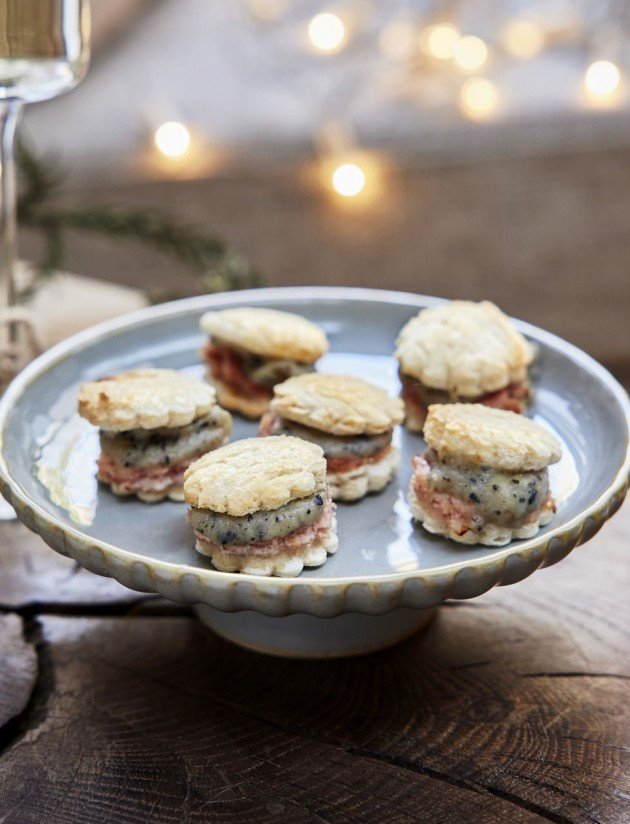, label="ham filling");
[193,493,334,558]
[402,377,531,427]
[203,342,272,399]
[98,453,187,494]
[326,445,392,473]
[411,454,555,537]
